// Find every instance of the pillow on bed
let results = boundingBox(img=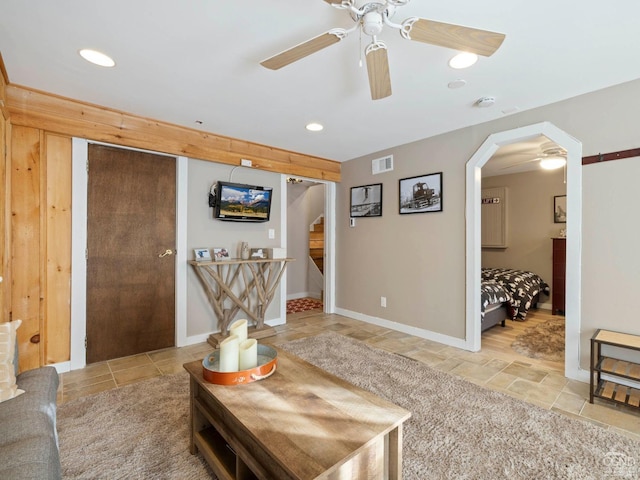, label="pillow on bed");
[0,320,25,403]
